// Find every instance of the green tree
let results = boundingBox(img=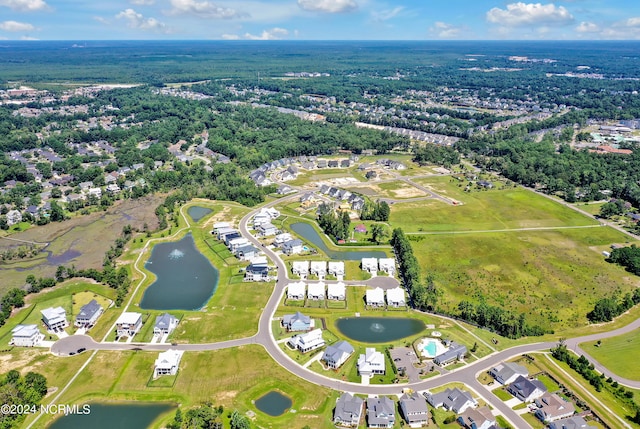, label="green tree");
[371,223,389,244]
